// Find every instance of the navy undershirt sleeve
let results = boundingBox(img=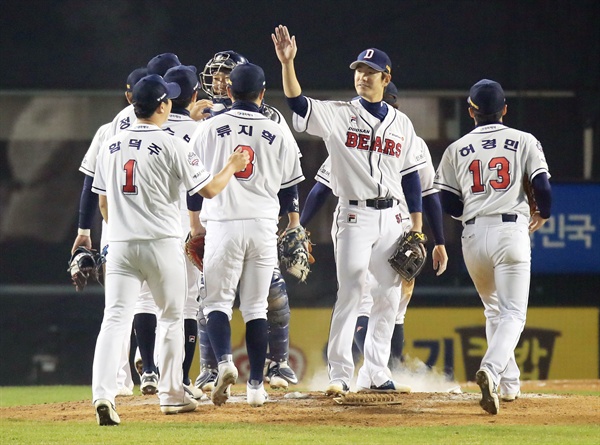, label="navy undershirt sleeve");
[286,95,308,118]
[187,193,203,212]
[531,173,552,219]
[300,182,333,227]
[78,174,98,229]
[278,184,299,216]
[401,171,422,213]
[440,190,464,218]
[423,193,445,245]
